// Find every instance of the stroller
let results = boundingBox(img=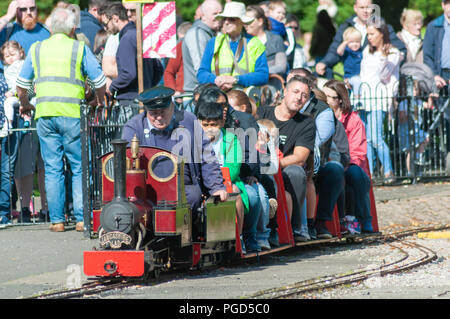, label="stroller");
[400,62,450,175]
[400,62,449,131]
